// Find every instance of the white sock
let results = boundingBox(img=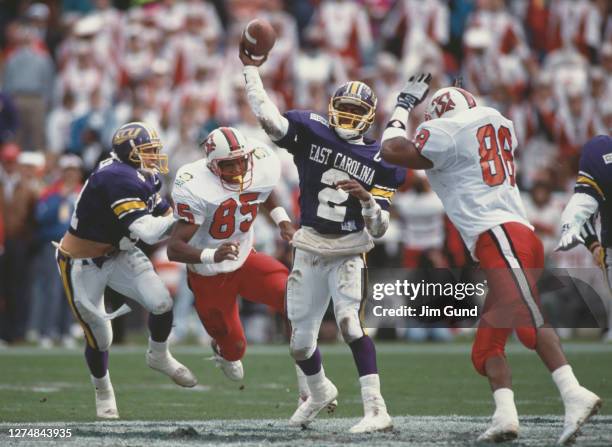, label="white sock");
[359,374,386,409]
[493,388,518,420]
[305,368,327,397]
[148,338,168,354]
[295,365,309,398]
[552,364,580,399]
[91,371,112,391]
[359,374,381,394]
